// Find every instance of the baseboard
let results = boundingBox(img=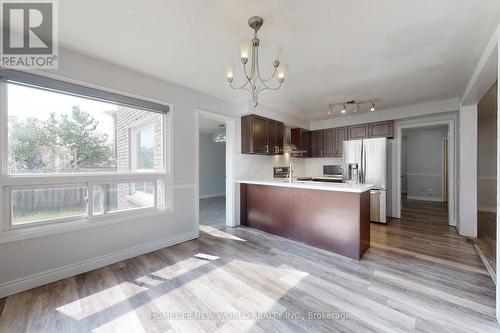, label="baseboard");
[0,230,197,298]
[478,206,496,213]
[199,192,226,199]
[406,195,443,202]
[469,239,496,285]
